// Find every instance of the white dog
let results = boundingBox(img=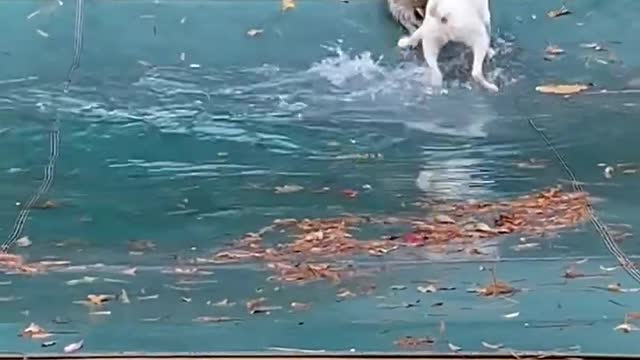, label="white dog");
[397,0,498,92]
